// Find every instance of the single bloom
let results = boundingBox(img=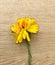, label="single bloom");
[11,17,39,43]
